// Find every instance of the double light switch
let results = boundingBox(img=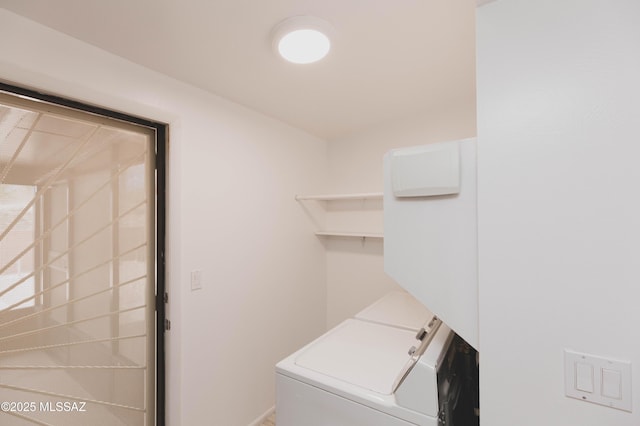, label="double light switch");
[564,349,632,412]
